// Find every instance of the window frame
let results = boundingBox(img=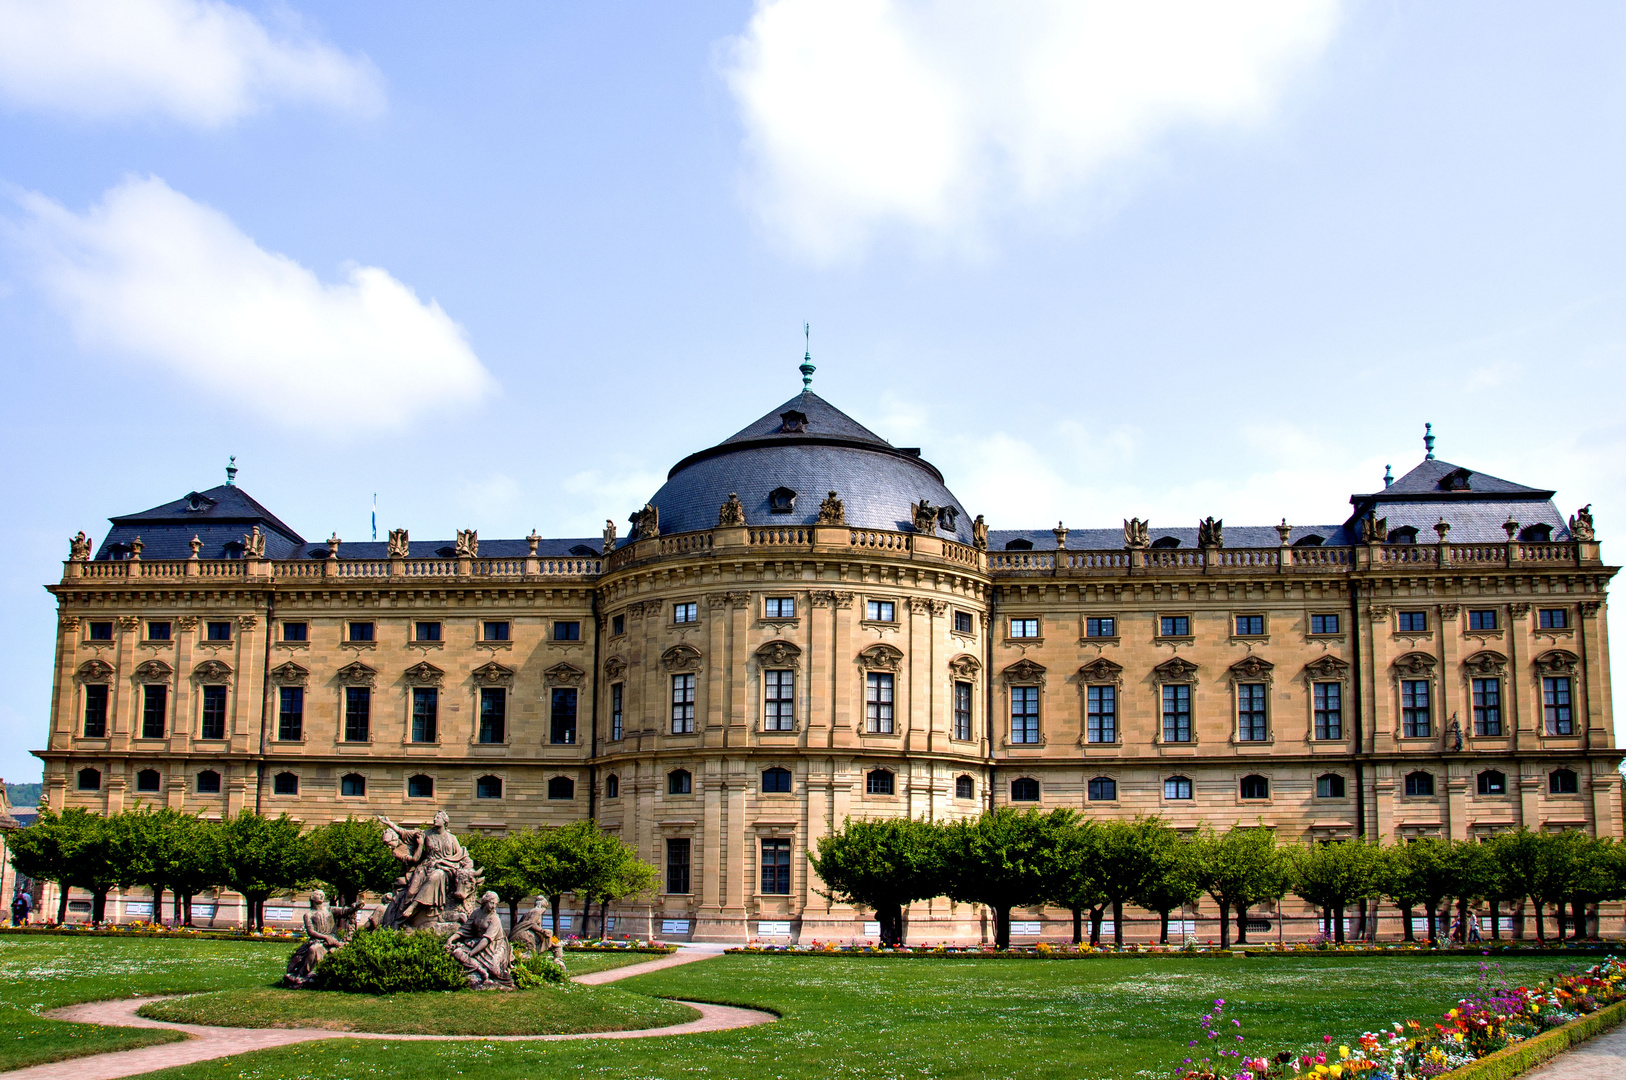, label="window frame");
[86,620,114,641]
[1315,773,1346,799]
[196,769,222,794]
[1085,616,1117,639]
[407,773,435,799]
[340,772,367,797]
[1009,684,1041,744]
[1163,775,1193,800]
[1400,678,1432,738]
[1472,677,1502,737]
[83,683,109,738]
[553,620,582,641]
[344,685,371,742]
[1010,777,1041,802]
[482,620,510,642]
[141,683,168,740]
[277,685,304,741]
[1404,771,1435,797]
[611,614,626,636]
[764,596,796,619]
[414,621,442,643]
[760,838,792,895]
[135,768,162,793]
[1468,609,1499,631]
[672,602,699,625]
[1309,613,1341,636]
[953,609,975,635]
[282,621,308,642]
[865,671,894,734]
[1161,683,1192,743]
[1476,770,1507,796]
[1548,768,1579,794]
[547,776,575,800]
[1087,776,1117,802]
[1542,676,1574,735]
[411,686,438,743]
[146,620,171,642]
[1313,681,1343,741]
[476,774,504,800]
[1158,614,1193,639]
[603,773,618,799]
[609,682,624,741]
[77,768,102,791]
[865,769,894,796]
[955,774,976,799]
[1233,614,1266,637]
[763,668,795,731]
[1239,774,1270,800]
[1538,608,1569,630]
[478,686,506,744]
[1008,616,1041,640]
[670,673,696,734]
[1086,684,1117,744]
[1235,682,1268,742]
[865,599,897,623]
[199,684,228,740]
[665,838,692,894]
[952,680,974,741]
[761,766,793,794]
[551,686,579,744]
[668,769,692,795]
[347,621,375,643]
[272,771,299,796]
[1397,610,1429,633]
